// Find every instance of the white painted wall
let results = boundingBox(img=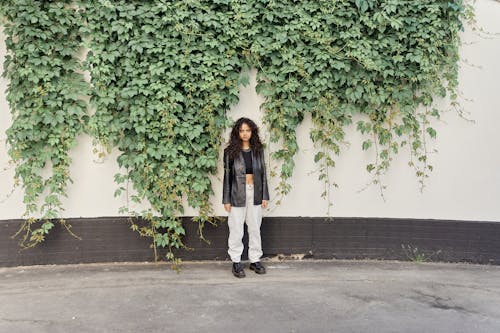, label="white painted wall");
[1,1,499,221]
